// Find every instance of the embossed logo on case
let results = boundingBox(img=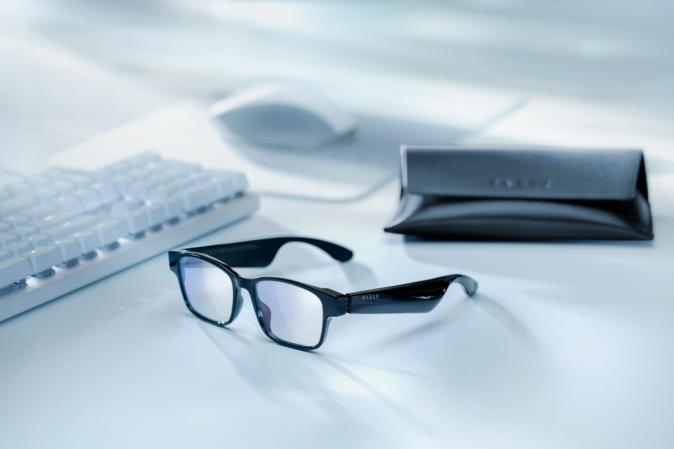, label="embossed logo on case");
[490,178,552,189]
